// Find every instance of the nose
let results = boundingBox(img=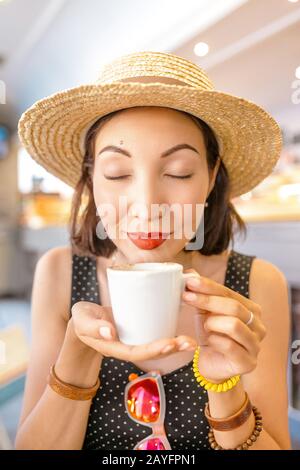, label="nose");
[128,173,163,224]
